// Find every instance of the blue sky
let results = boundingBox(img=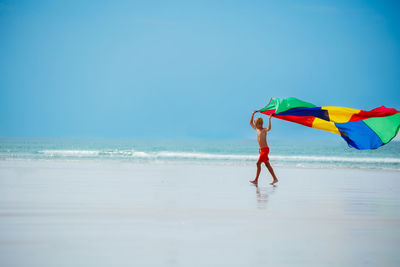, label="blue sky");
[0,0,399,139]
